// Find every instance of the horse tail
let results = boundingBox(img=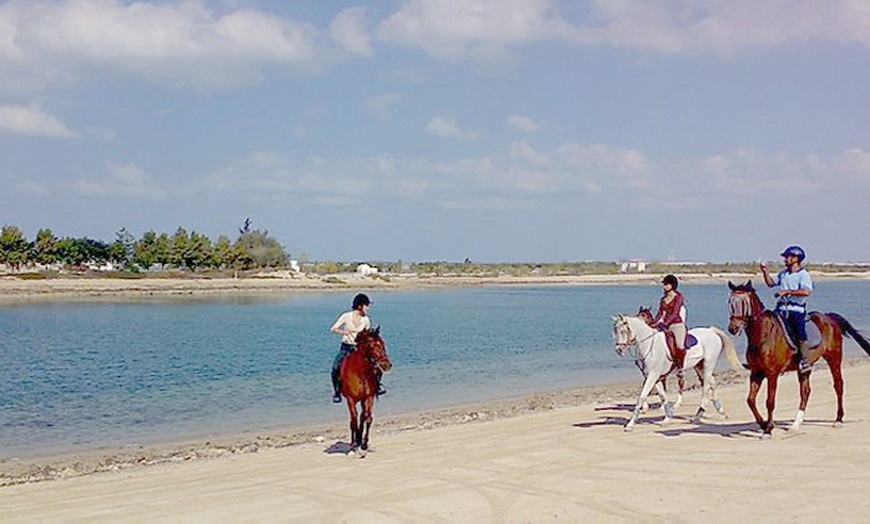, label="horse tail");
[709,326,743,372]
[828,313,870,357]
